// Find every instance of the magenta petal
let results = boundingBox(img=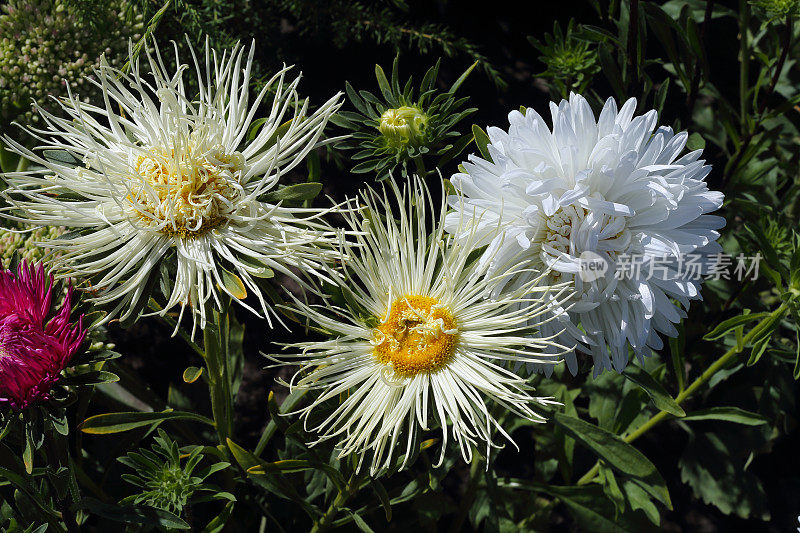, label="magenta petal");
[0,261,86,410]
